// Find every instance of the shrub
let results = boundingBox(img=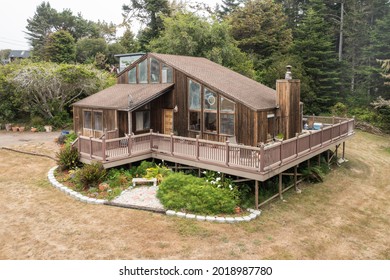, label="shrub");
[145,164,173,183]
[157,173,238,215]
[56,145,80,171]
[134,161,156,177]
[76,162,107,190]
